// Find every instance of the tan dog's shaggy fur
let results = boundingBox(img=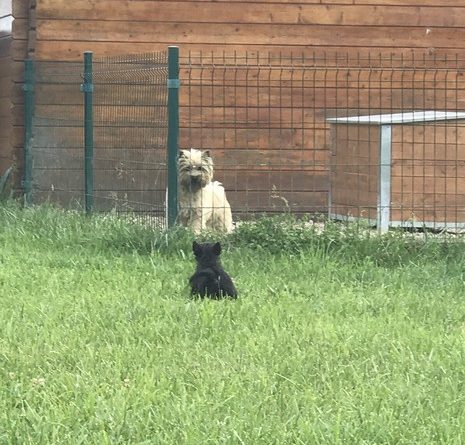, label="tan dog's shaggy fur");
[178,149,233,234]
